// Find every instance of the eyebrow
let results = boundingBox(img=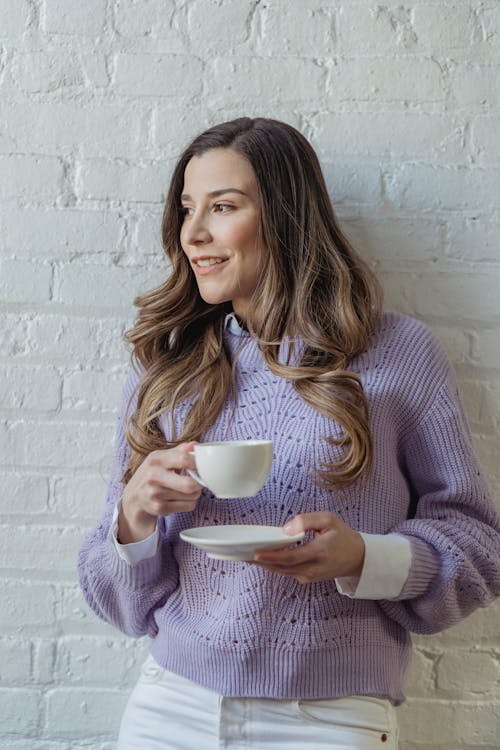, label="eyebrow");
[180,188,248,201]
